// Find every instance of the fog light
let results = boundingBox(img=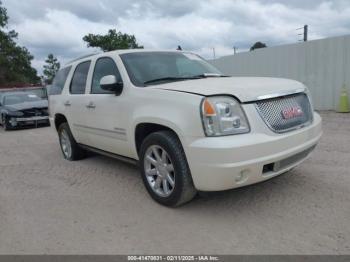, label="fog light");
[235,169,249,183]
[9,118,17,127]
